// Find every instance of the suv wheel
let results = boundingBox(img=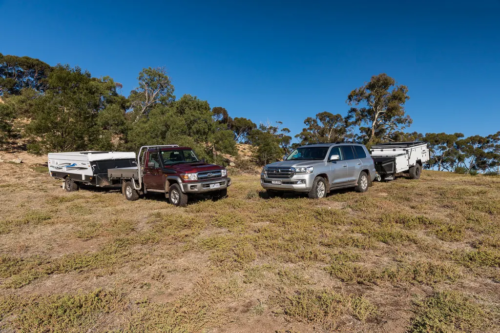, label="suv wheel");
[169,184,188,207]
[65,178,79,192]
[308,177,327,199]
[355,172,369,193]
[409,164,421,179]
[123,181,139,201]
